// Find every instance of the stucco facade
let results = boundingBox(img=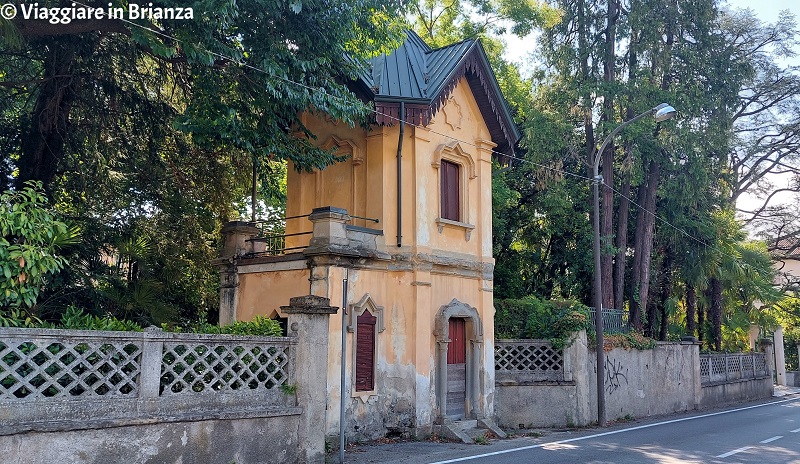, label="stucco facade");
[216,32,519,441]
